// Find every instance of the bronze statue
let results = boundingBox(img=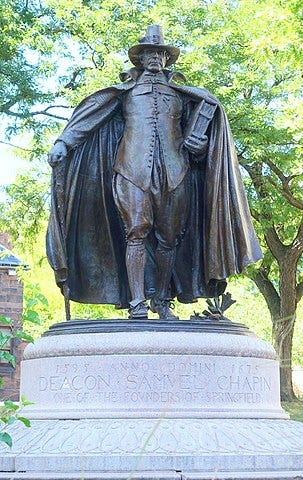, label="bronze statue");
[47,25,262,320]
